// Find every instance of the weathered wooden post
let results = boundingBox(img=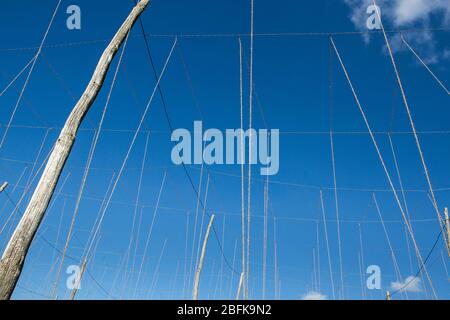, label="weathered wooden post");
[0,182,8,194]
[235,272,244,300]
[69,259,87,300]
[0,0,151,300]
[192,214,215,300]
[445,207,450,256]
